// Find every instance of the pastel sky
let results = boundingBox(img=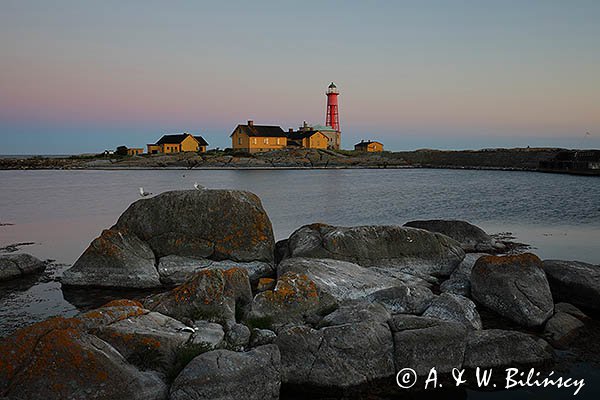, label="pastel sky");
[1,0,599,154]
